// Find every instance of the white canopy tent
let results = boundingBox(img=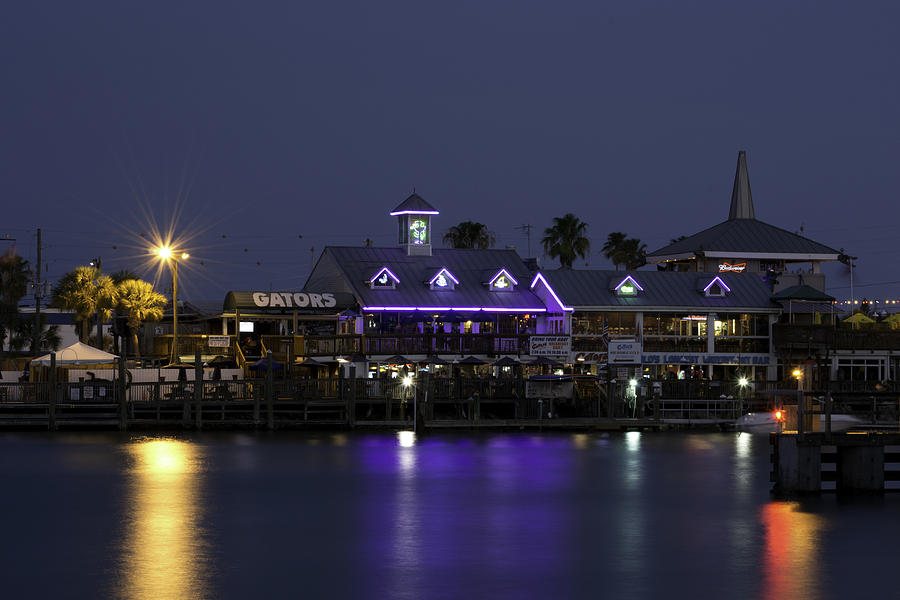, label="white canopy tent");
[32,342,119,366]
